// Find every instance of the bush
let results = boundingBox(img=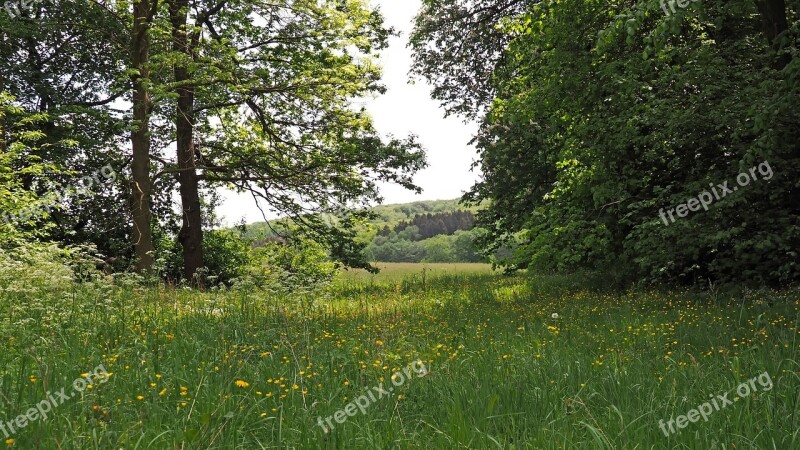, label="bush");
[253,240,337,295]
[156,229,337,292]
[156,229,253,286]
